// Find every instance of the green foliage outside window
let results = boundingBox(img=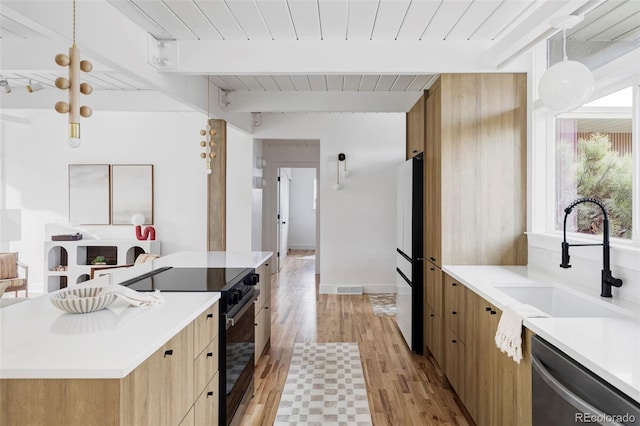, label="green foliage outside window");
[560,133,633,239]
